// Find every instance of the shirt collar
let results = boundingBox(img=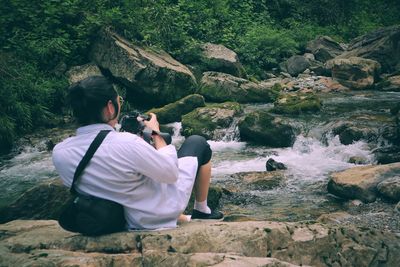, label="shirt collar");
[76,123,115,135]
